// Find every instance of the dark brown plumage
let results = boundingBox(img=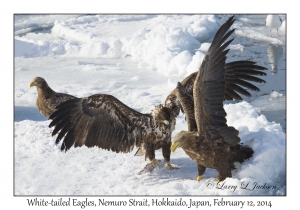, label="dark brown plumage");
[165,61,267,118]
[48,15,265,174]
[170,16,256,182]
[49,94,176,169]
[30,77,76,117]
